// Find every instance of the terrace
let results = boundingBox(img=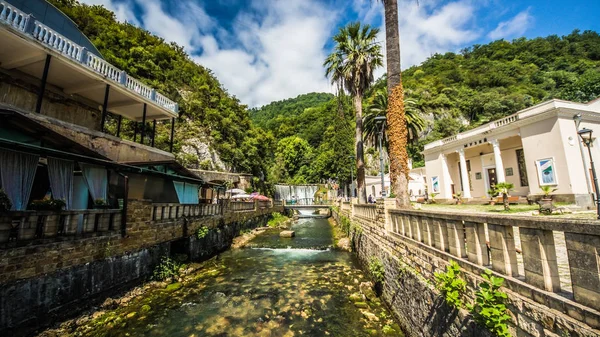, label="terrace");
[0,0,179,150]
